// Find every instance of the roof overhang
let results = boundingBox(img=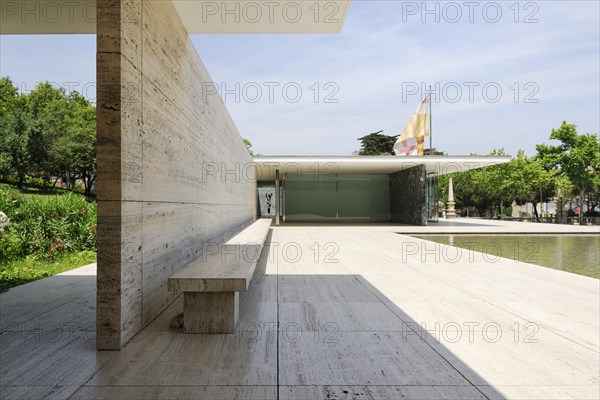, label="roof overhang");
[253,156,512,182]
[0,0,350,34]
[173,0,350,34]
[0,0,96,34]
